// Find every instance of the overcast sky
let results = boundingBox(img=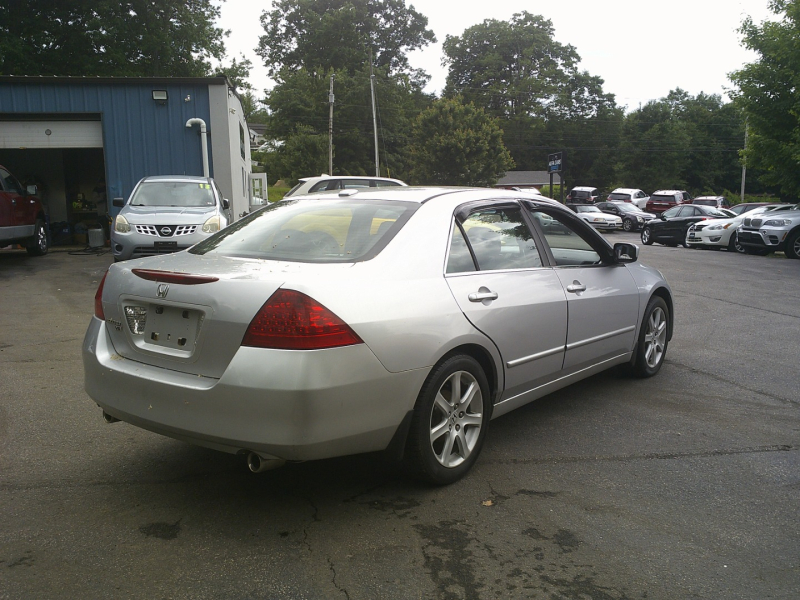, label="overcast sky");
[217,0,775,110]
